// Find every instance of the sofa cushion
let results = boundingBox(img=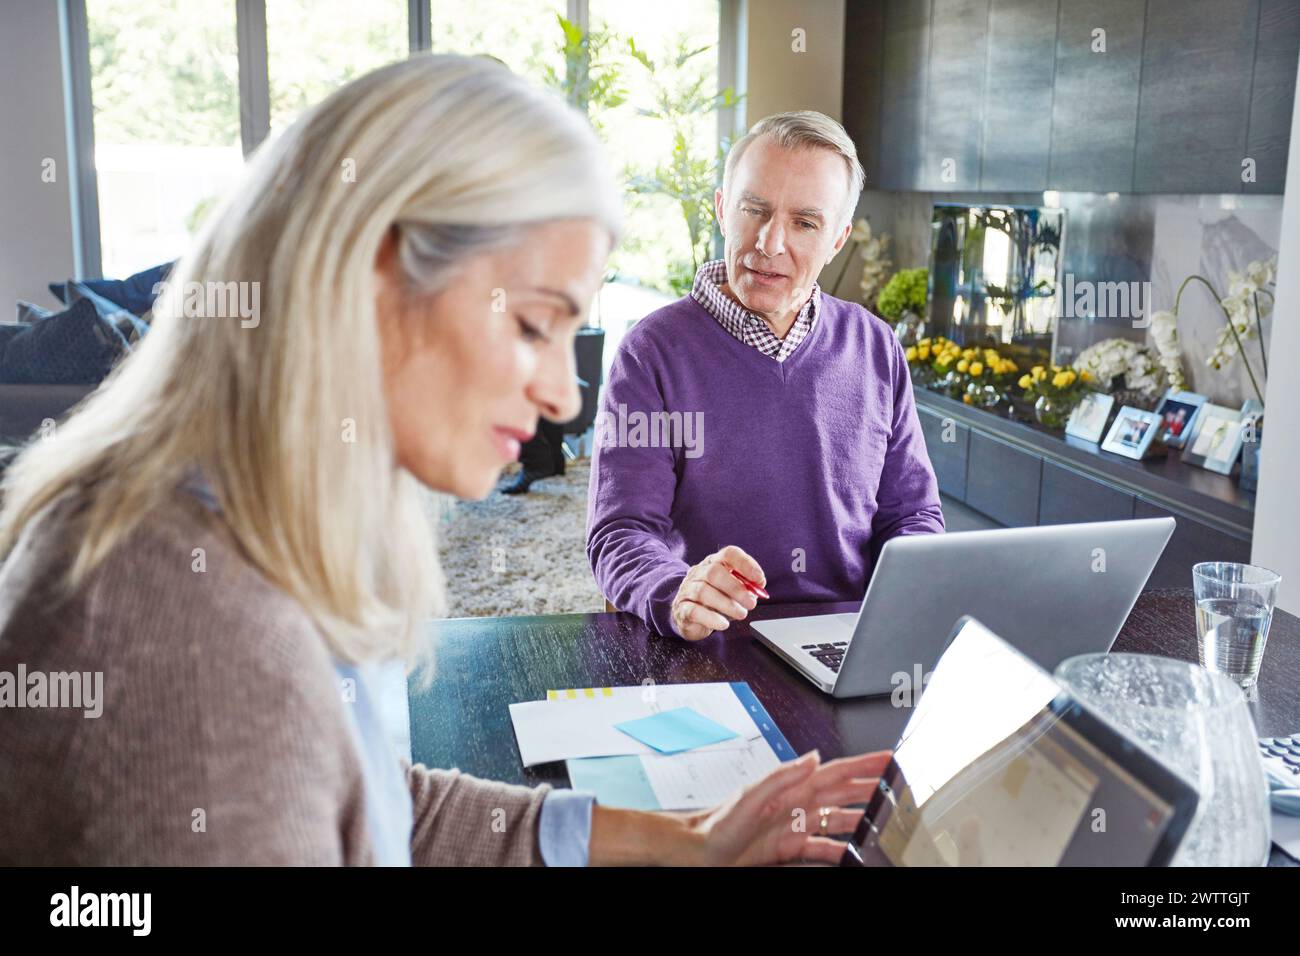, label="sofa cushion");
[75,261,173,315]
[15,301,51,324]
[0,297,130,385]
[0,322,30,354]
[67,281,149,343]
